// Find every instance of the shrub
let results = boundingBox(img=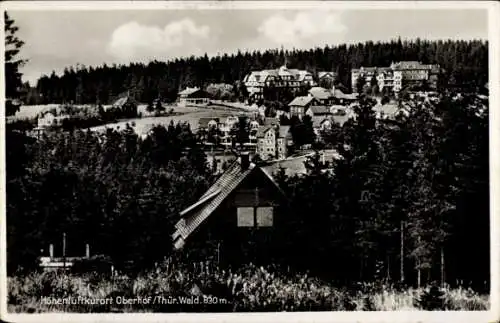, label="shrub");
[71,255,113,275]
